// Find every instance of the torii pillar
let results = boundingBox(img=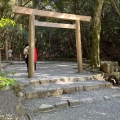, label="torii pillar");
[12,6,91,78]
[28,14,35,78]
